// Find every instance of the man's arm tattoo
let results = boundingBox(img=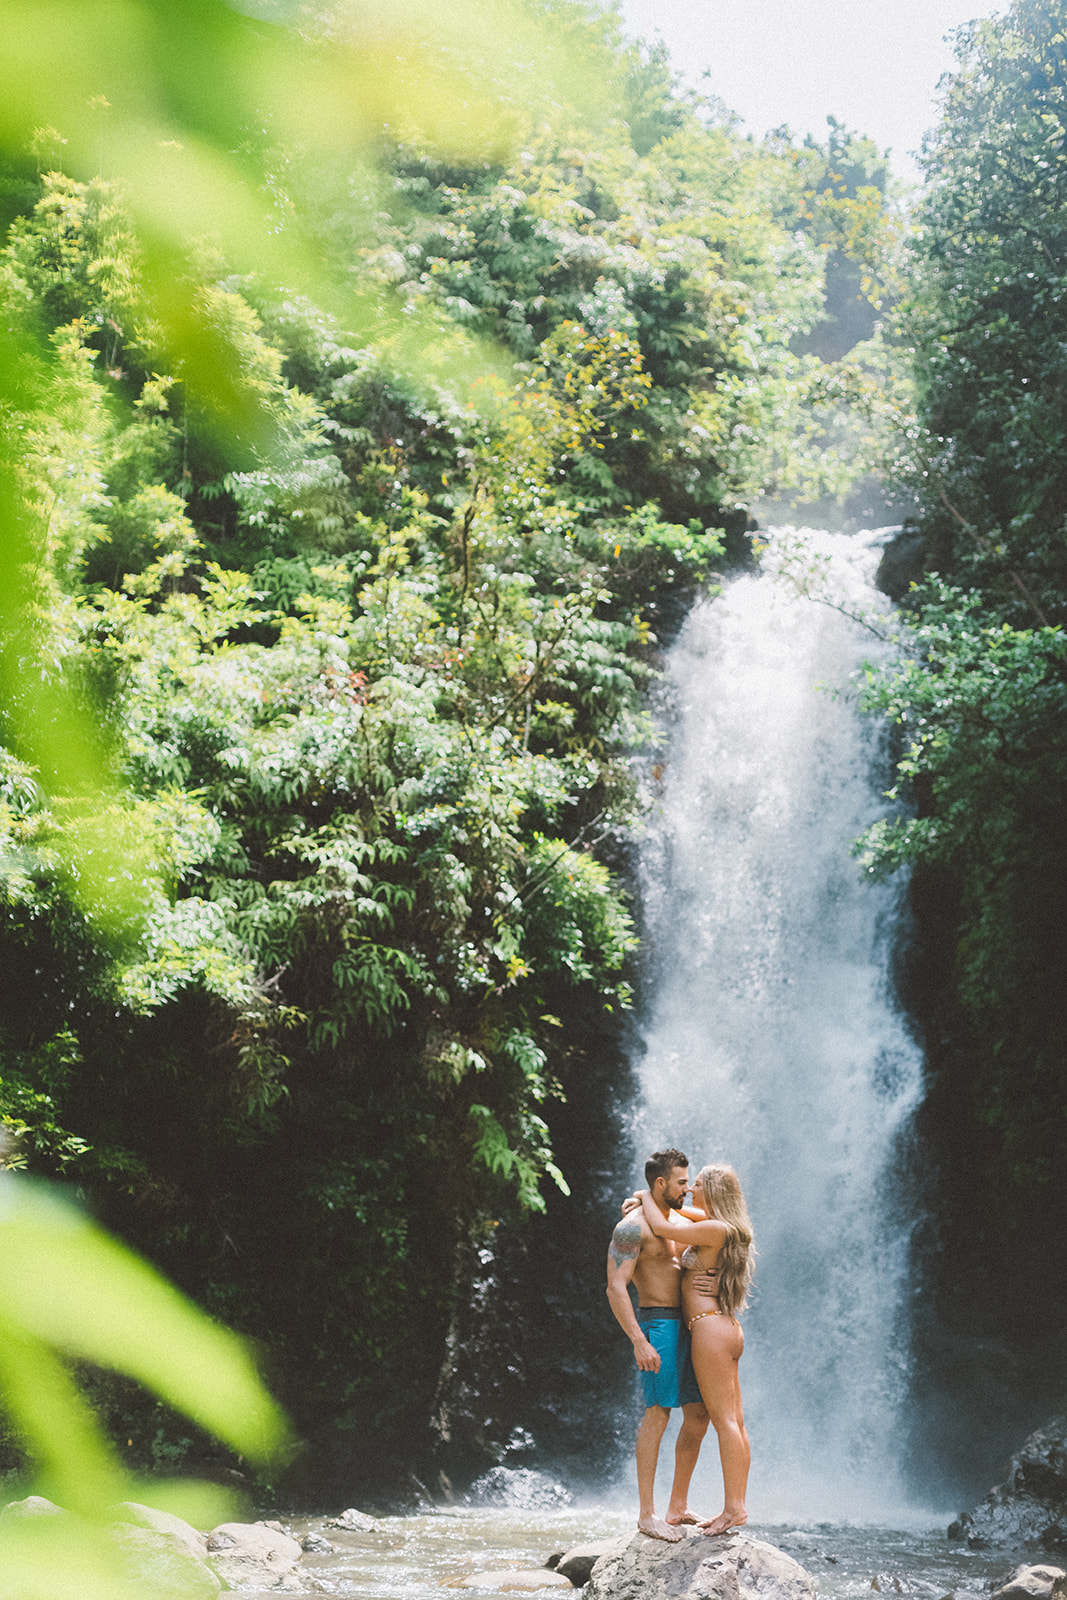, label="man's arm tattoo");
[608,1215,642,1273]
